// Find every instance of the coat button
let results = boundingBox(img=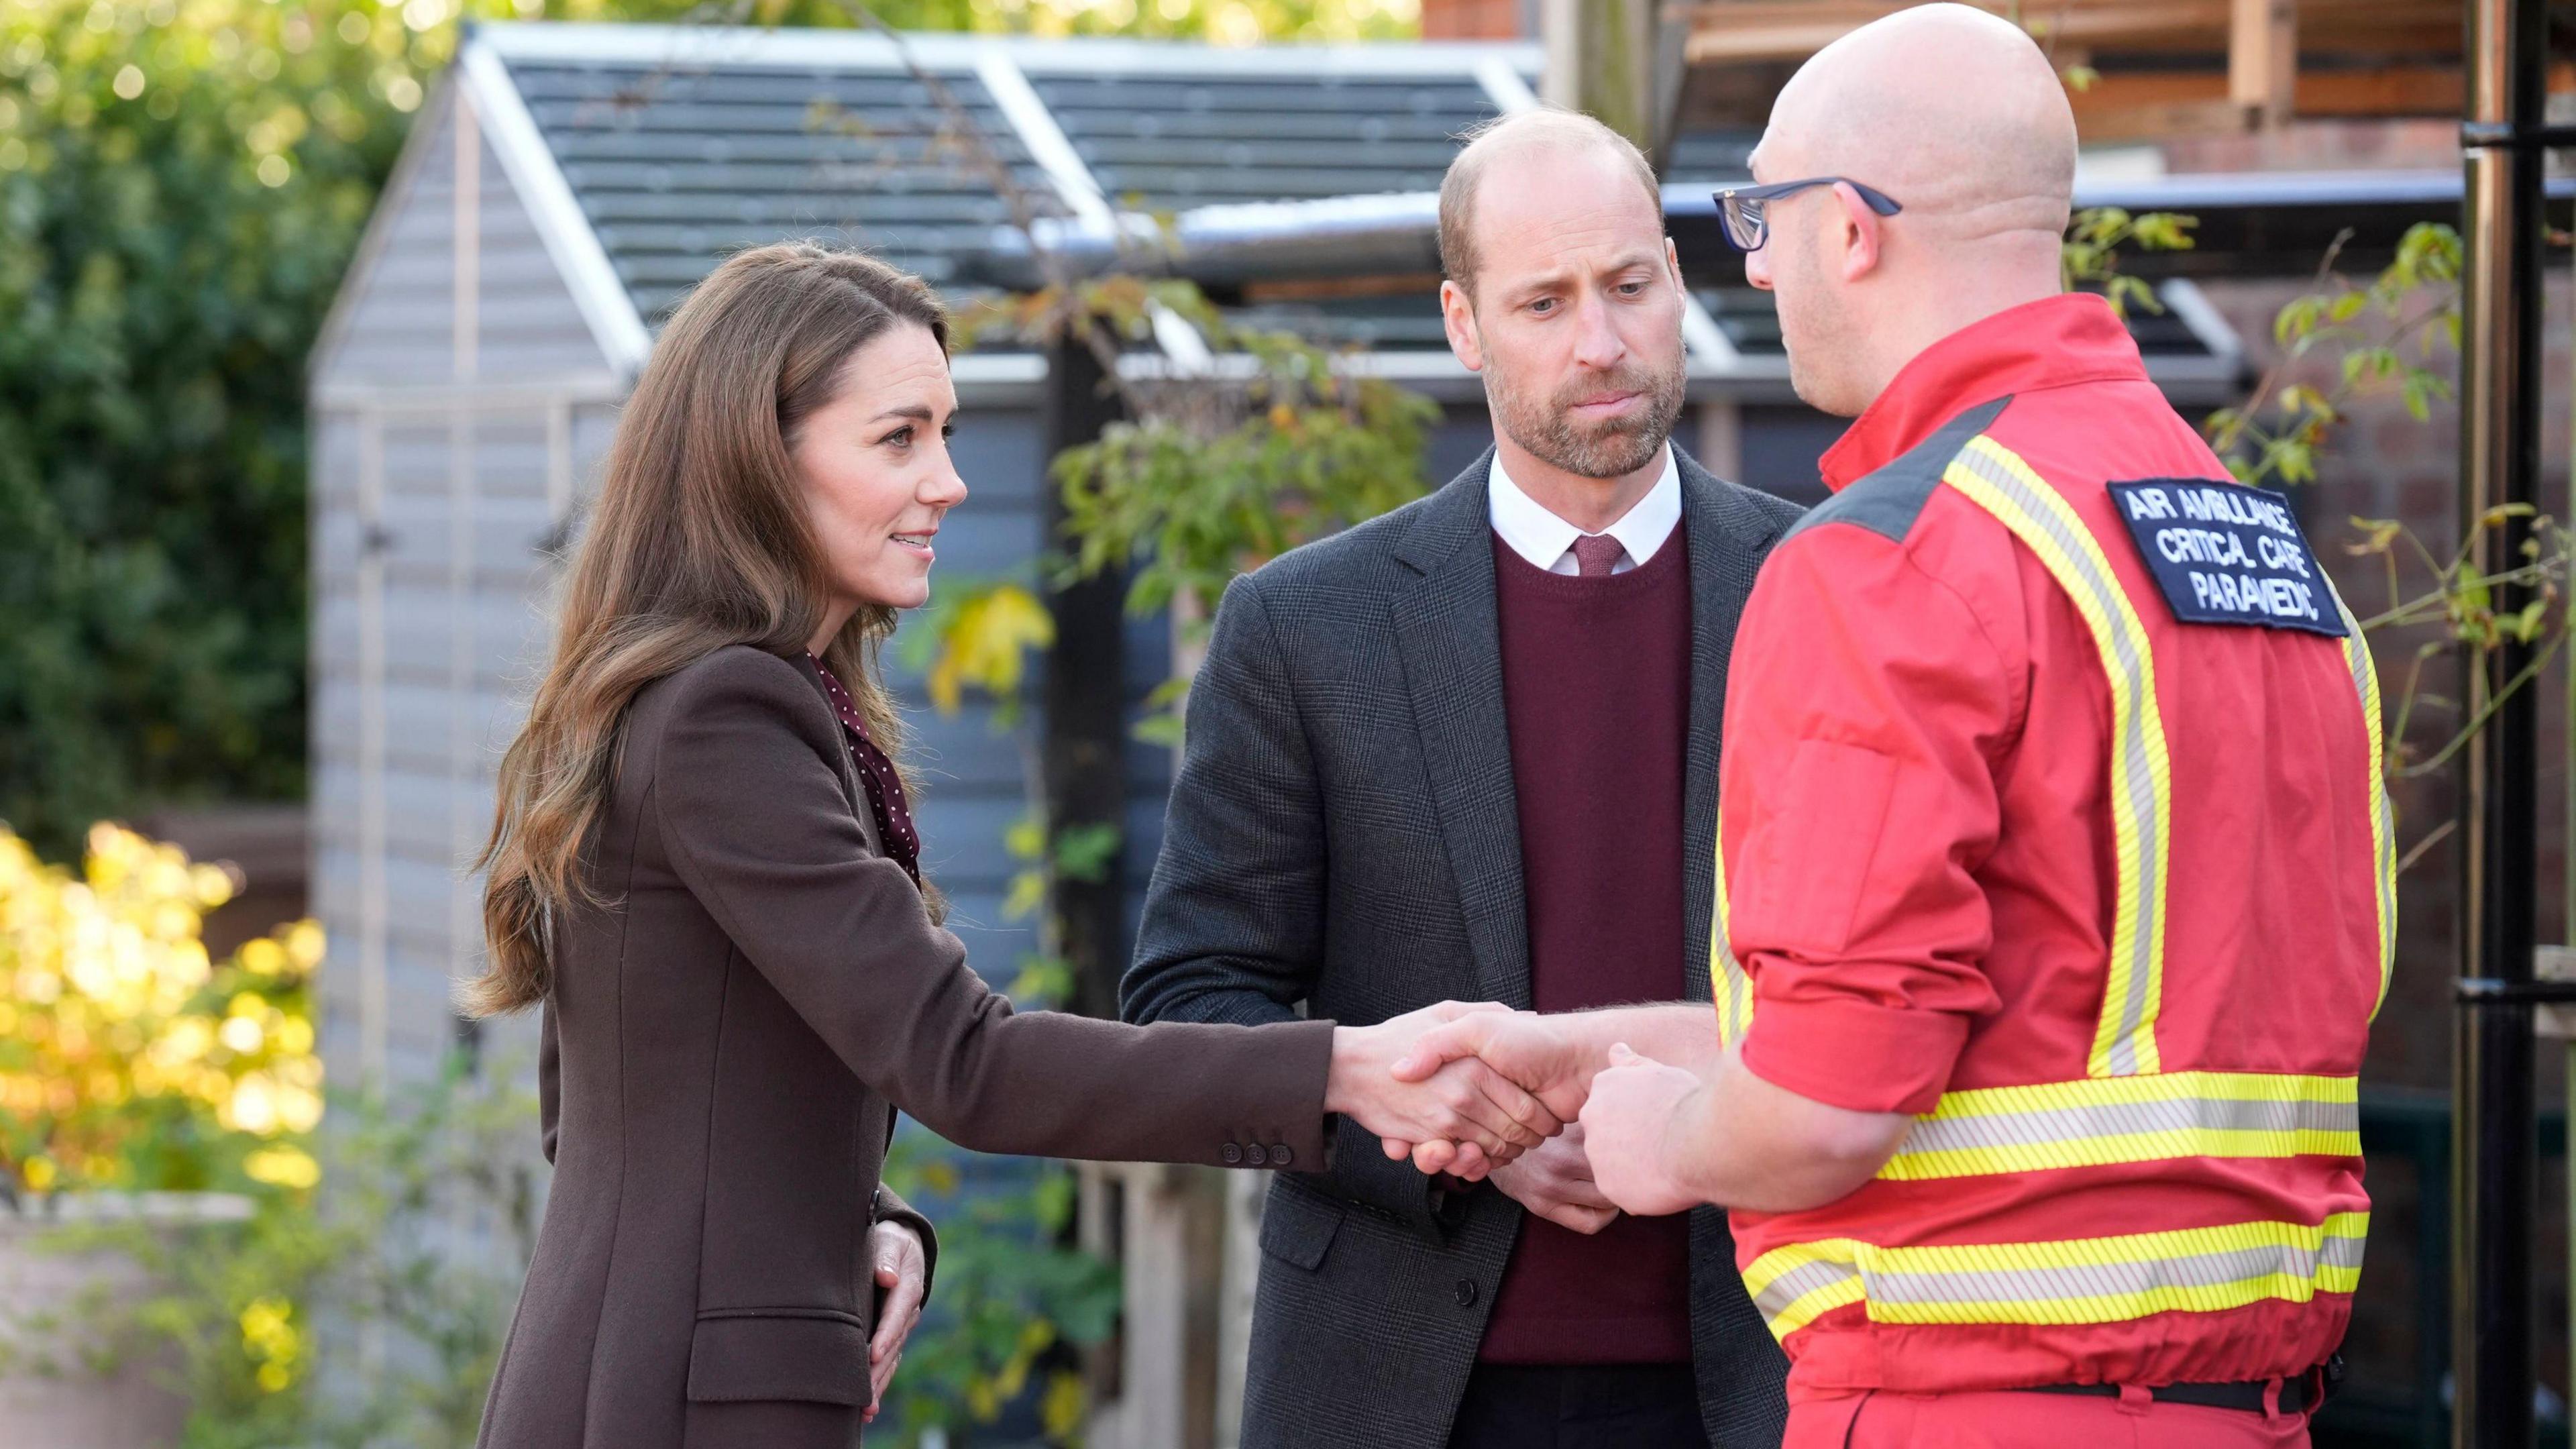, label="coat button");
[1454,1279,1479,1308]
[1244,1144,1269,1167]
[1271,1144,1293,1167]
[1220,1142,1244,1165]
